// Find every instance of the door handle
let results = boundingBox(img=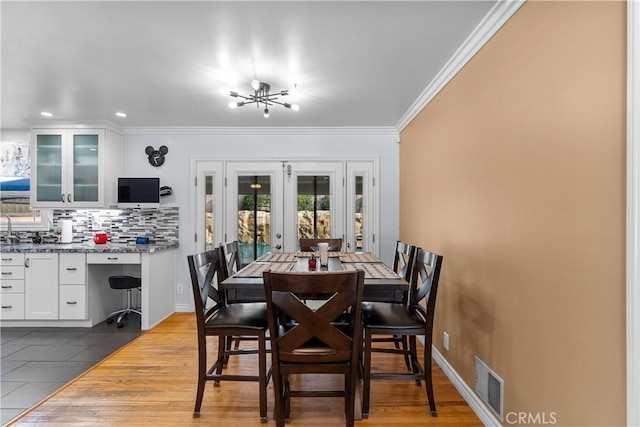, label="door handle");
[275,244,282,250]
[276,233,282,239]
